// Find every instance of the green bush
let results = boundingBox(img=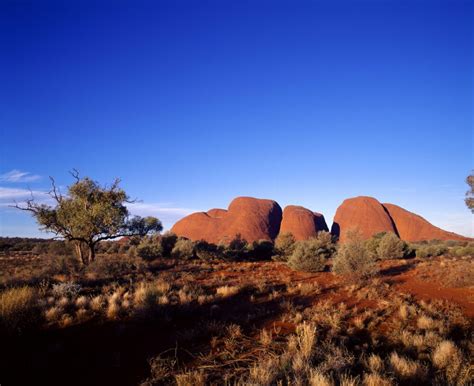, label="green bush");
[137,237,163,261]
[171,238,195,259]
[287,232,335,272]
[415,244,448,259]
[272,232,296,262]
[365,232,387,258]
[219,234,249,261]
[332,229,378,280]
[194,241,221,261]
[376,232,407,260]
[159,232,178,257]
[451,246,474,257]
[248,240,274,260]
